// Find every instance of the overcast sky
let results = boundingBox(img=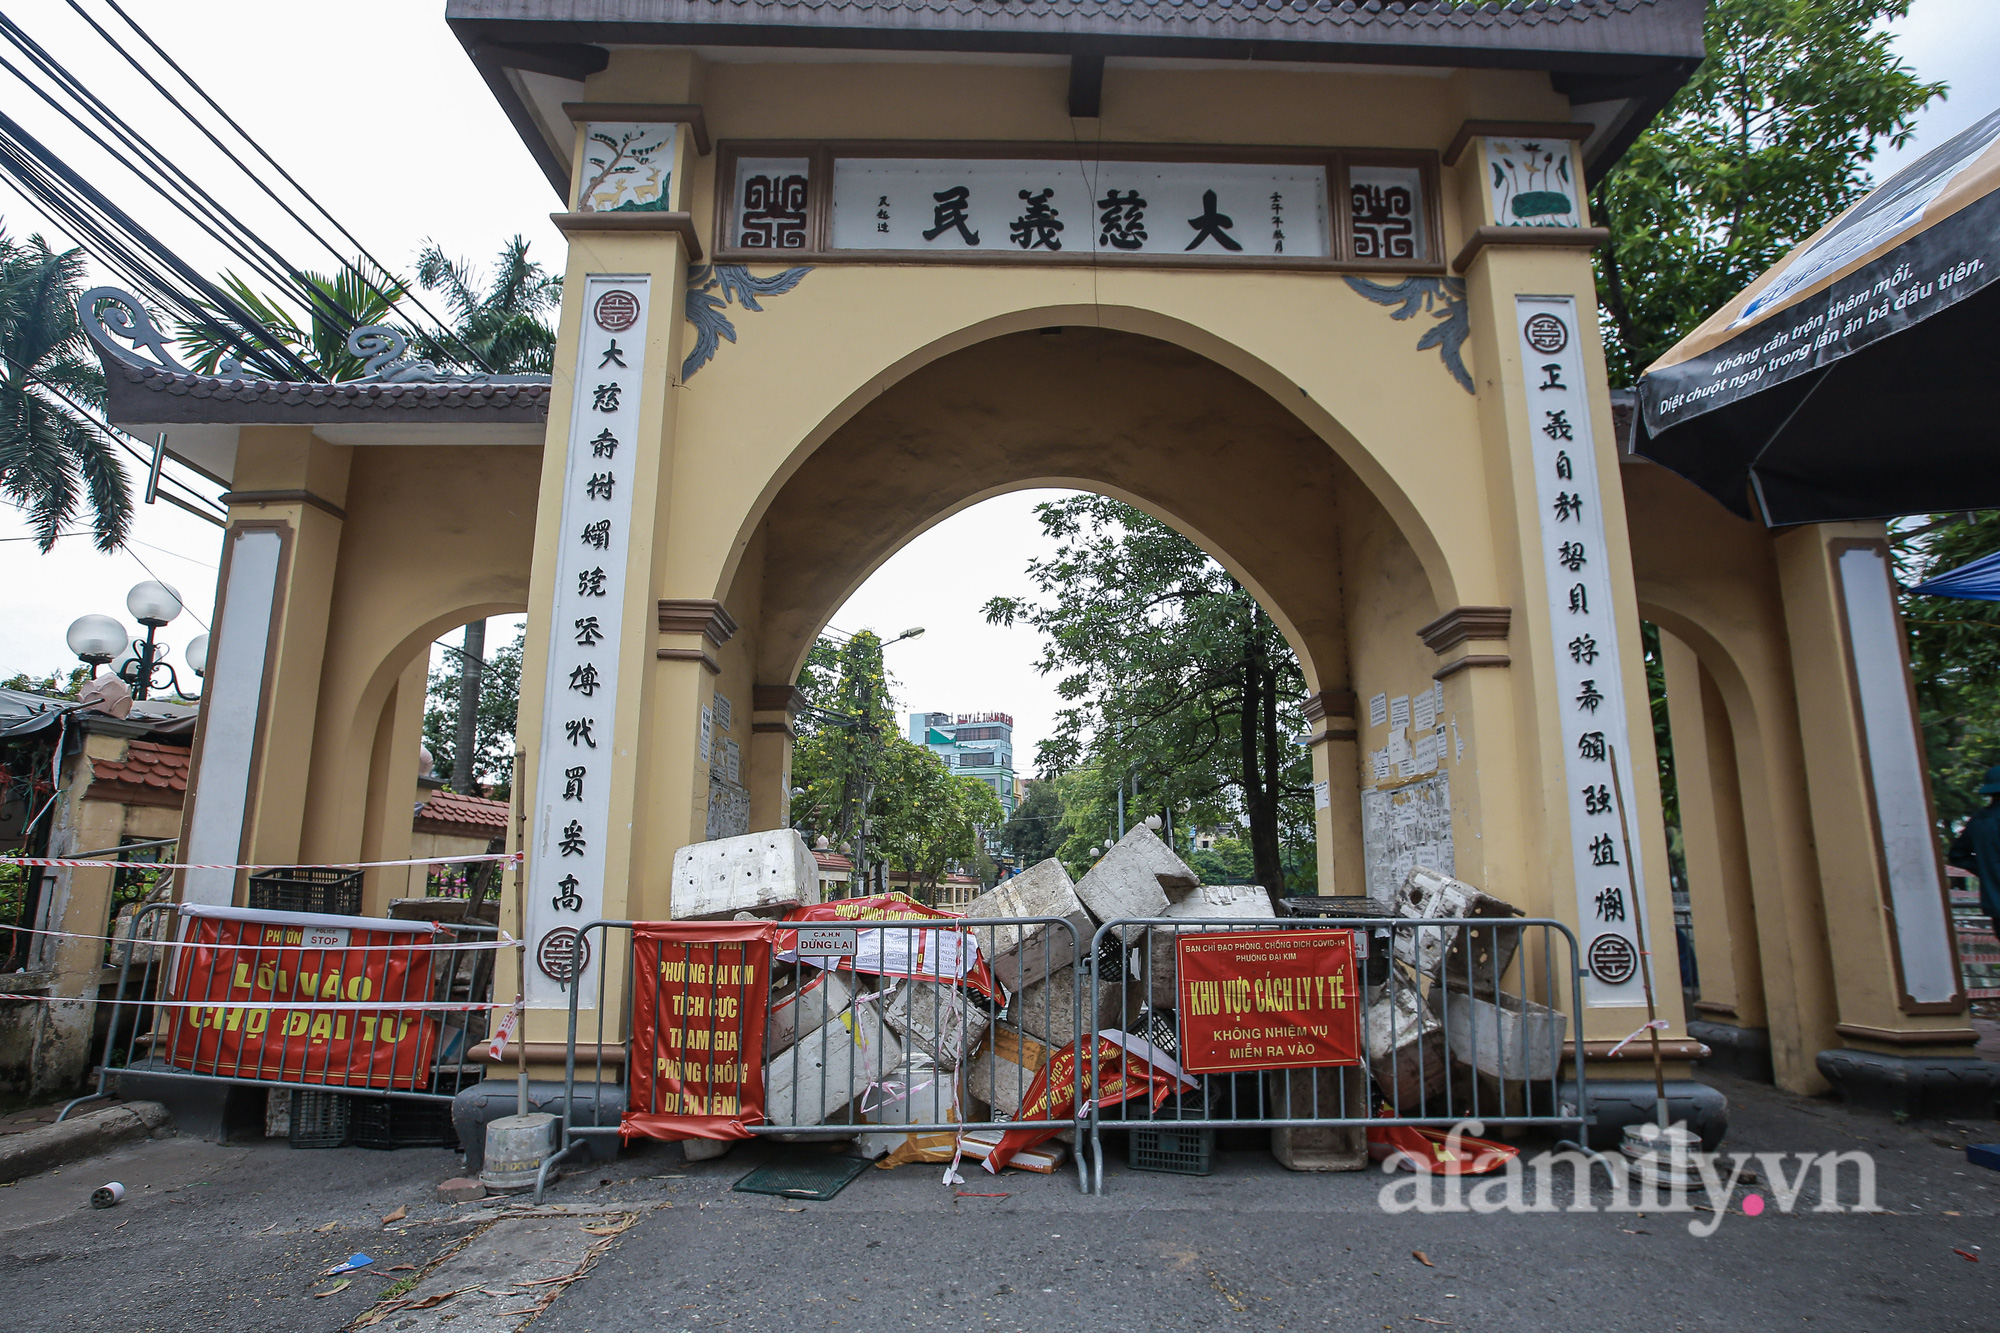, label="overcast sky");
[2,0,1995,769]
